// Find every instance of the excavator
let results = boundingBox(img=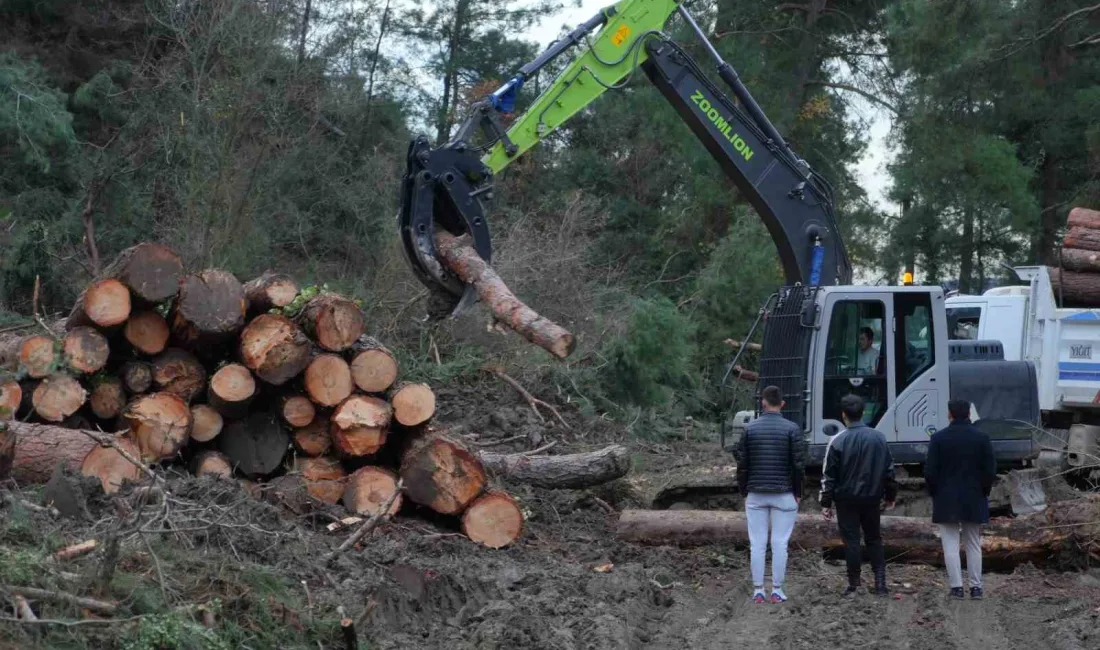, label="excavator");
[397,0,1042,471]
